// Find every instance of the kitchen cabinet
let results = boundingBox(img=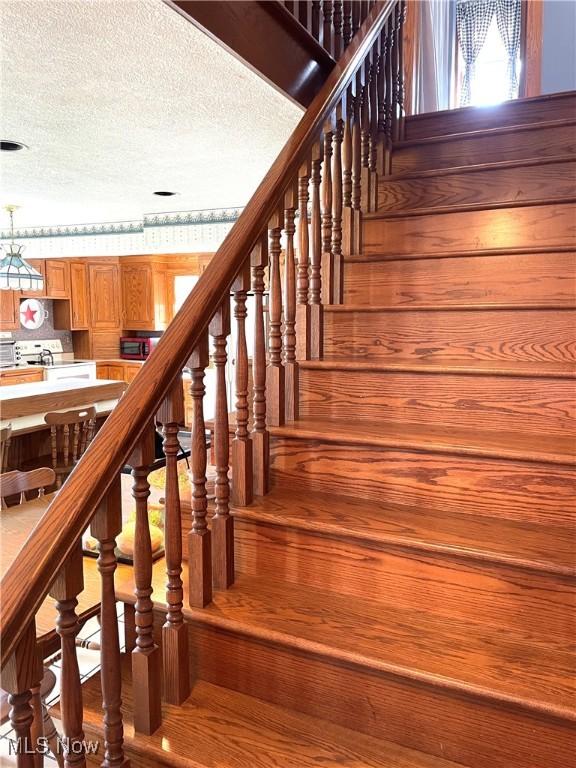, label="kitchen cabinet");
[121,262,168,331]
[53,260,89,331]
[106,364,126,381]
[96,363,109,379]
[0,291,19,330]
[45,259,70,298]
[89,261,121,330]
[96,360,142,383]
[0,367,44,386]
